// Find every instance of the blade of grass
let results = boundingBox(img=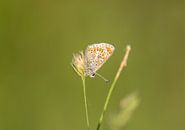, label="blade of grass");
[97,45,131,130]
[82,77,90,130]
